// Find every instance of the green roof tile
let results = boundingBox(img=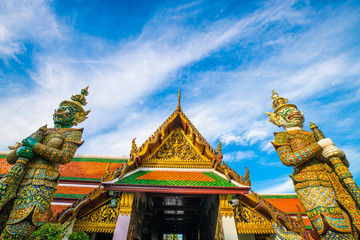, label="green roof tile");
[115,171,237,187]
